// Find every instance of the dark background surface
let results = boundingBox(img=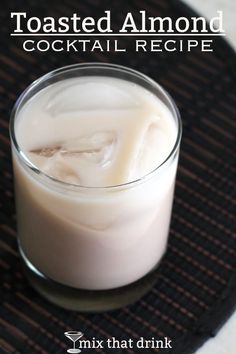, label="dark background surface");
[0,0,236,353]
